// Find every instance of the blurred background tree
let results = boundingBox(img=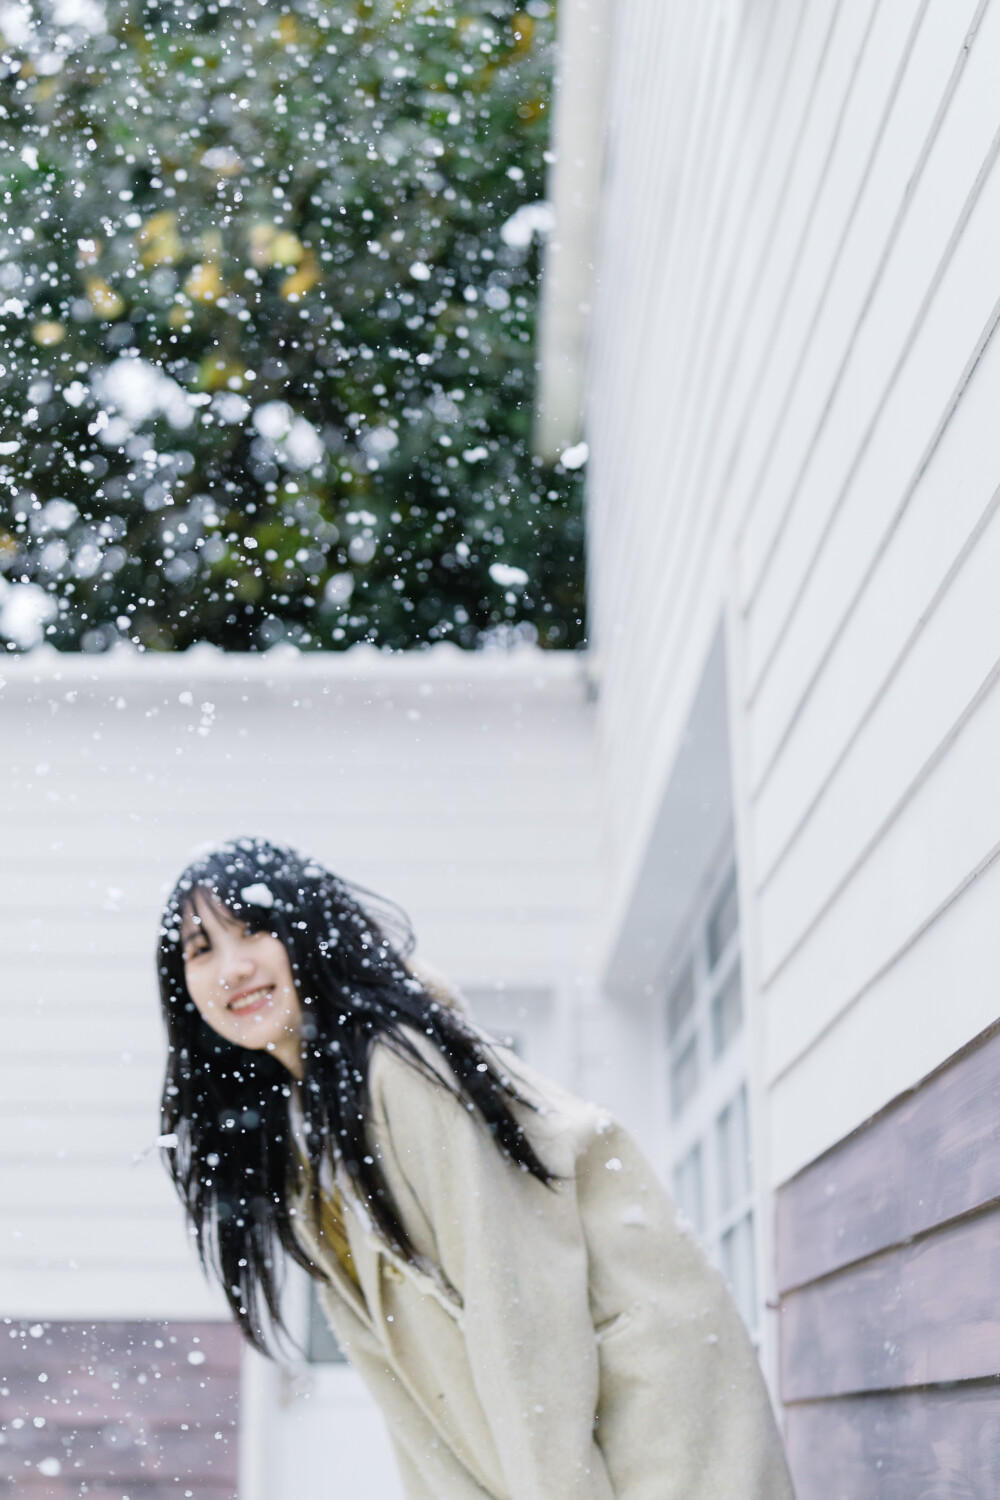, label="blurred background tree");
[0,0,584,653]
